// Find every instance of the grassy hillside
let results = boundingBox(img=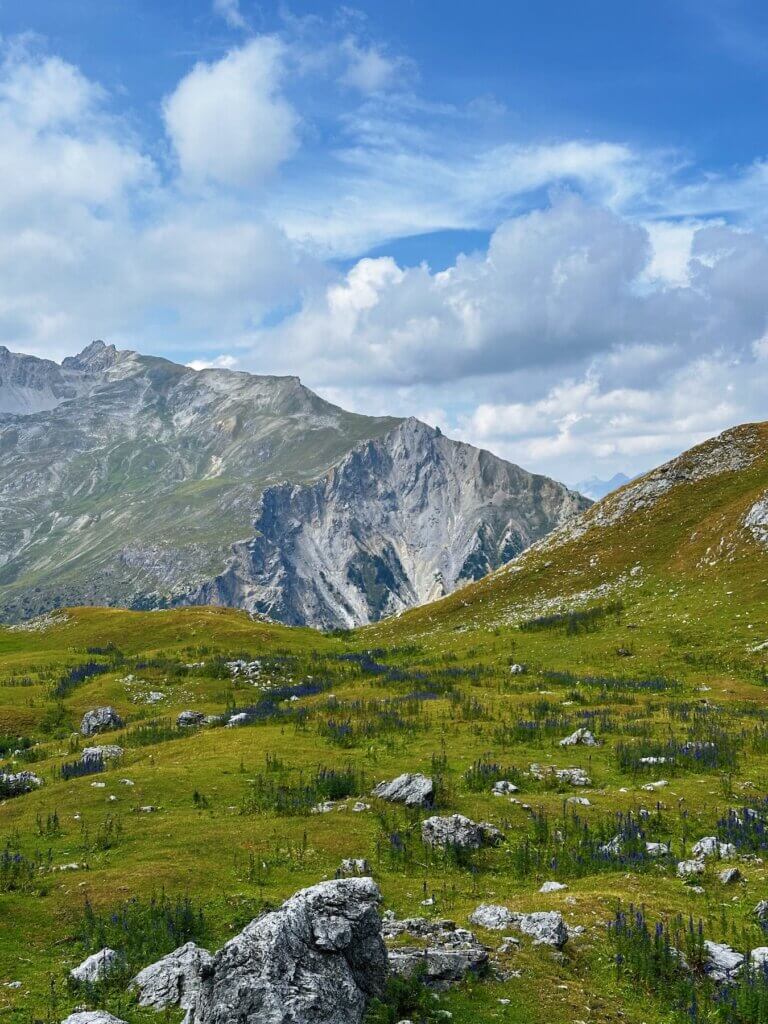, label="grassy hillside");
[2,423,768,1024]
